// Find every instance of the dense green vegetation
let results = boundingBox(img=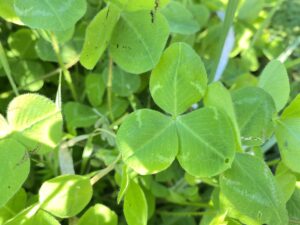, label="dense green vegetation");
[0,0,300,224]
